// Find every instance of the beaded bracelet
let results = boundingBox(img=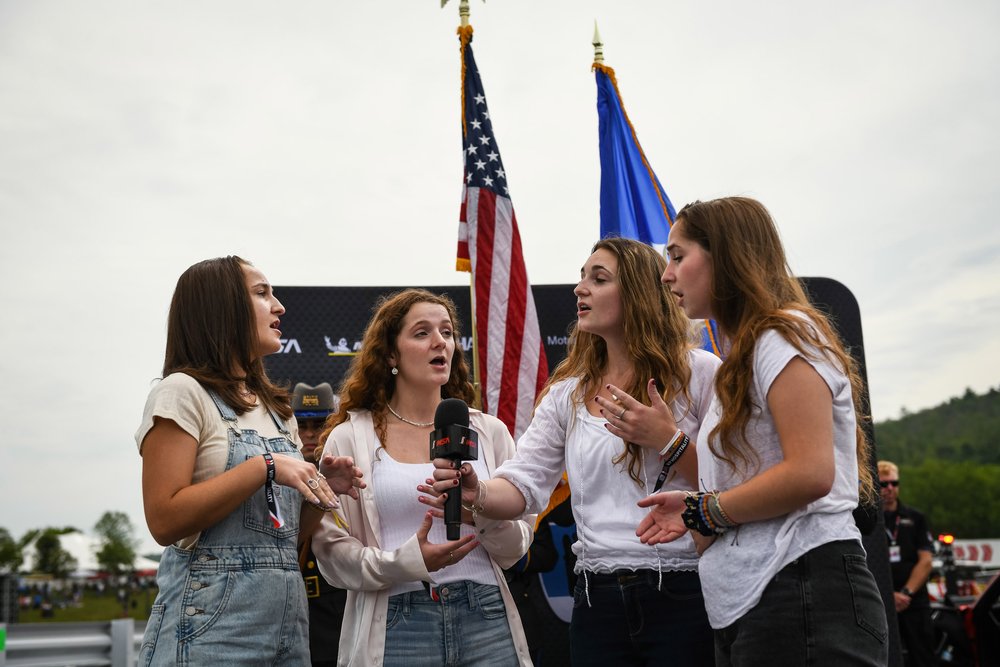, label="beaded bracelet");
[681,491,738,536]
